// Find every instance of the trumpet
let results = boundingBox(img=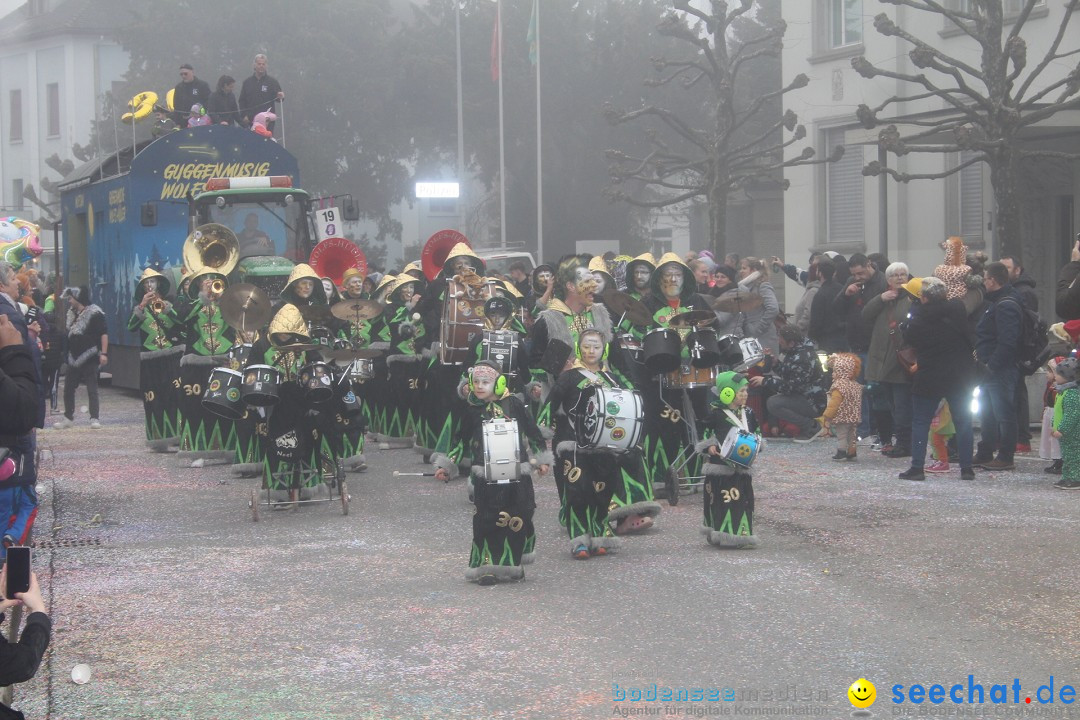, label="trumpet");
[210,278,226,295]
[150,298,166,313]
